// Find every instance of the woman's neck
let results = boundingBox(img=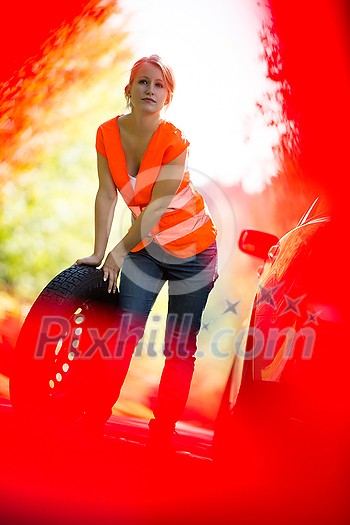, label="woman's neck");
[126,110,162,135]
